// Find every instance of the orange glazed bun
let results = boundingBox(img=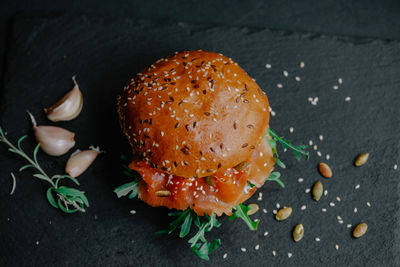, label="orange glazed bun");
[117,50,270,178]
